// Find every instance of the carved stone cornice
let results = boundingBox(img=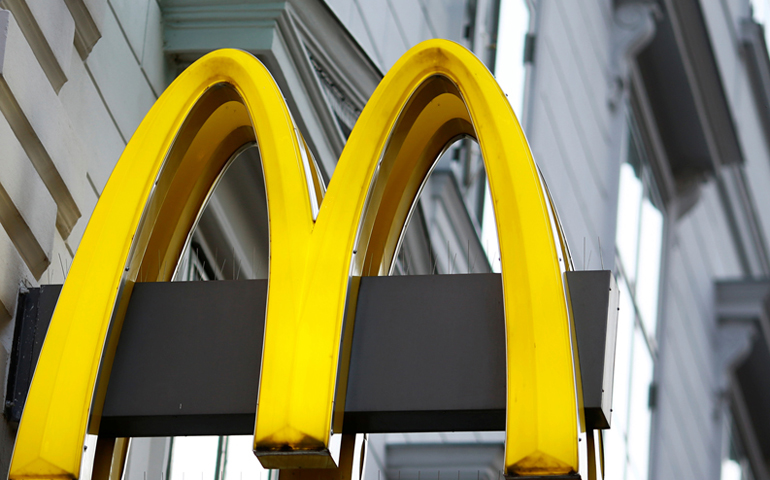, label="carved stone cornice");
[160,0,381,175]
[608,1,657,111]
